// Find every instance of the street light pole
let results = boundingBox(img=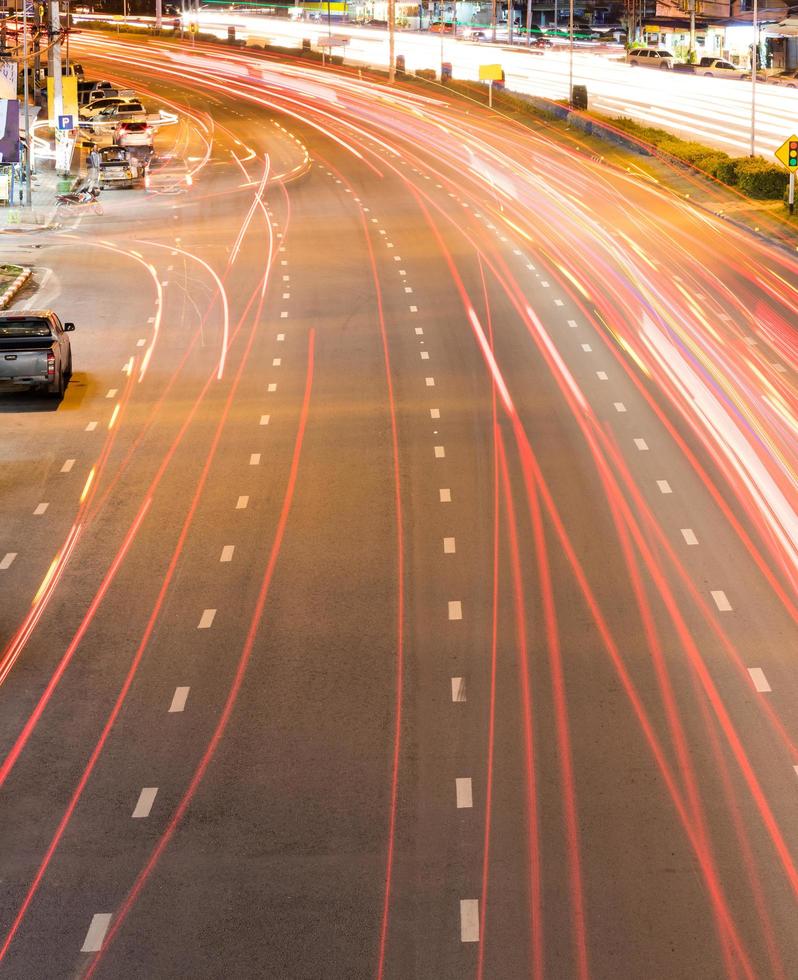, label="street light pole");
[568,0,573,104]
[750,0,757,156]
[22,0,32,207]
[388,0,395,81]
